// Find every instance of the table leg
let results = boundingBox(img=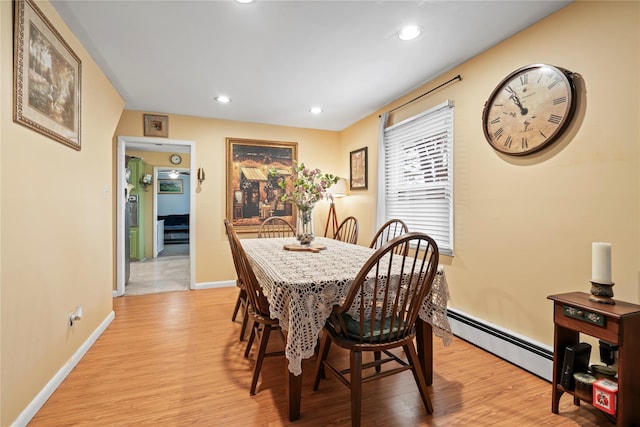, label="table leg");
[286,362,302,421]
[283,327,301,421]
[415,318,433,385]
